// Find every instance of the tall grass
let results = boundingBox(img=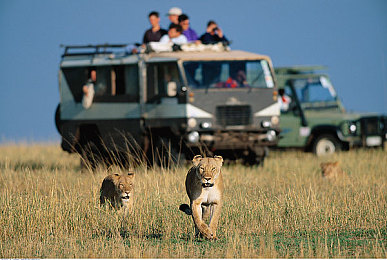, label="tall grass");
[0,143,386,258]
